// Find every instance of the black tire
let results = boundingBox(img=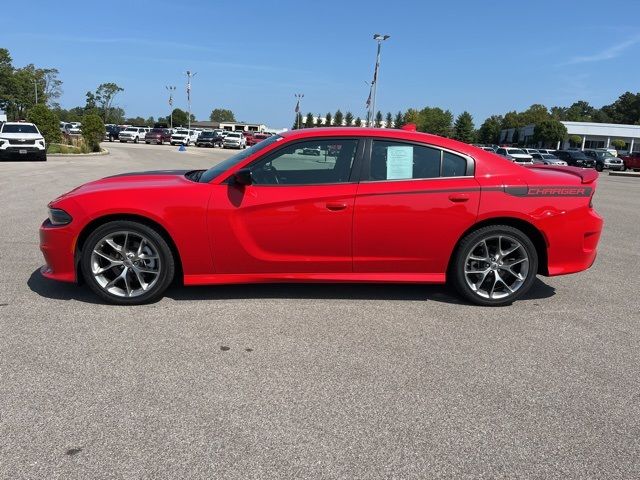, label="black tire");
[80,220,175,305]
[450,225,538,306]
[134,137,139,144]
[109,135,114,142]
[596,164,603,172]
